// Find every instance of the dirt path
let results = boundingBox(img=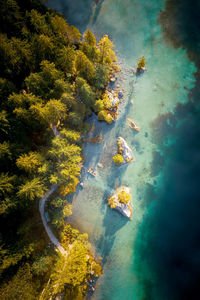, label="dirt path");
[39,185,68,255]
